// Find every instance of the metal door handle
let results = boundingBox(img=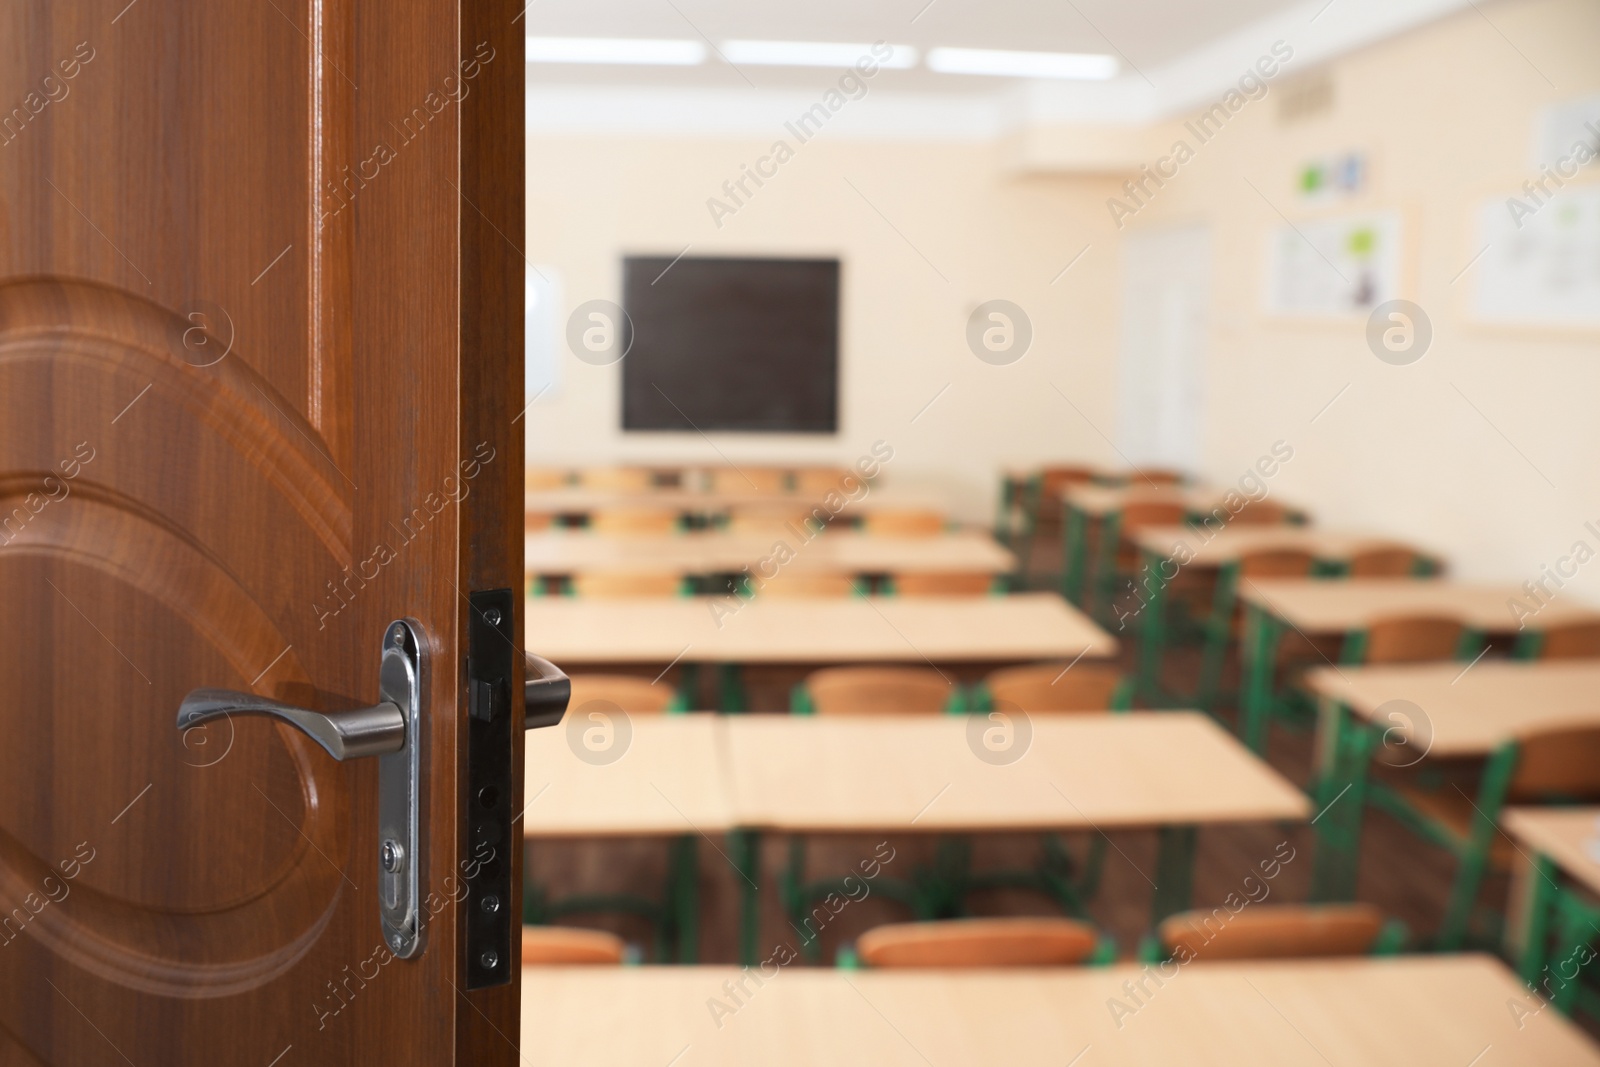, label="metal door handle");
[174,619,428,960]
[523,653,570,730]
[176,691,404,761]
